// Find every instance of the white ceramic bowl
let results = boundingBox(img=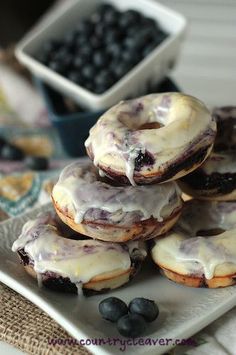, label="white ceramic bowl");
[16,0,187,110]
